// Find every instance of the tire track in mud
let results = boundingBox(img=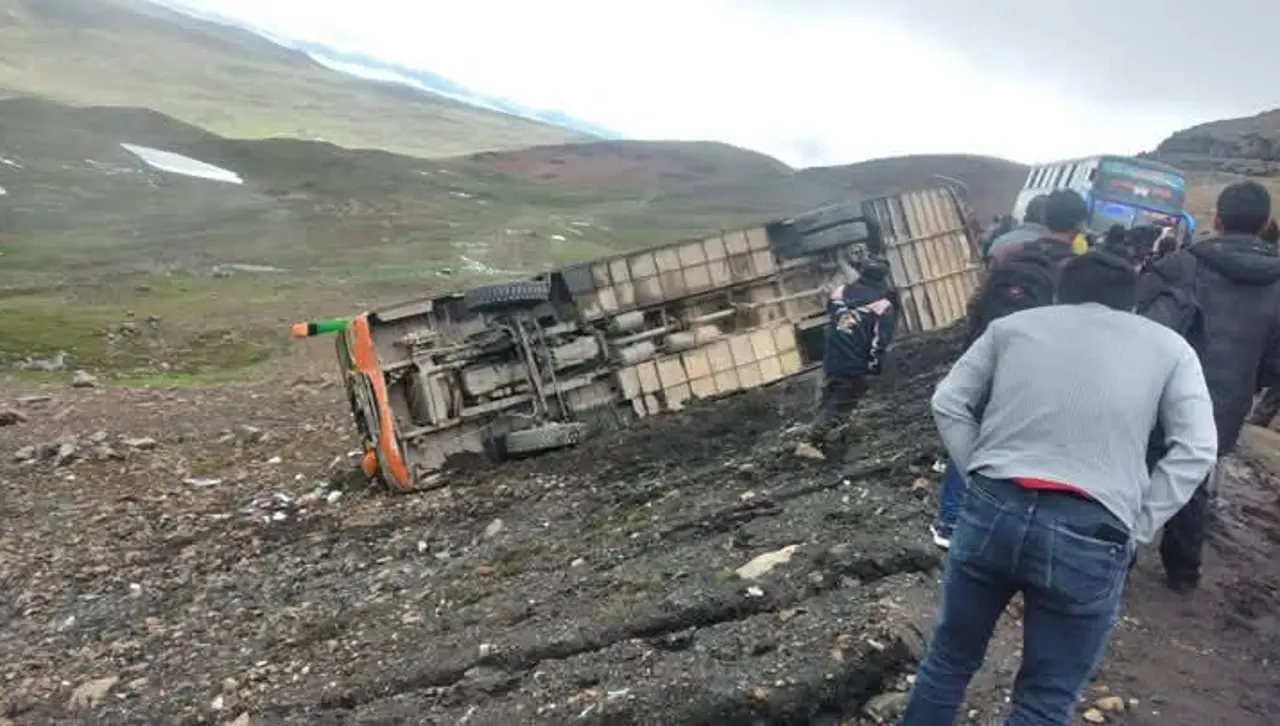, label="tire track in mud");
[270,560,937,724]
[259,470,943,721]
